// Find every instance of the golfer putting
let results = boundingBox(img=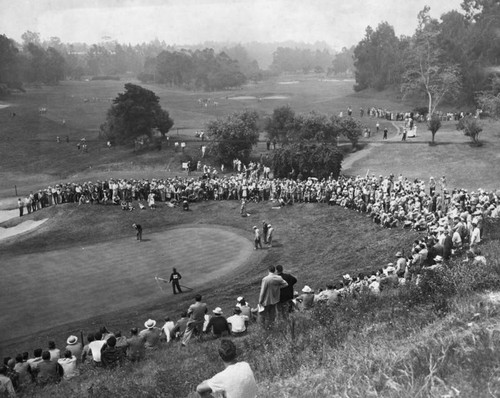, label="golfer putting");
[132,223,142,241]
